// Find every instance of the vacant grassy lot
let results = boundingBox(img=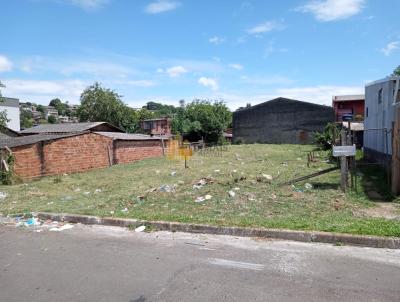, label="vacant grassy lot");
[0,144,399,237]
